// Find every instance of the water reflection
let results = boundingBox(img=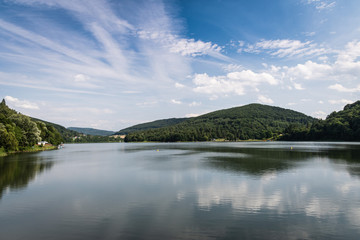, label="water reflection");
[0,153,53,199]
[1,142,360,239]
